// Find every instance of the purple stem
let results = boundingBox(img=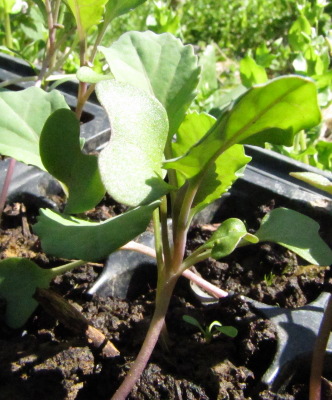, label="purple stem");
[0,158,16,219]
[309,293,332,400]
